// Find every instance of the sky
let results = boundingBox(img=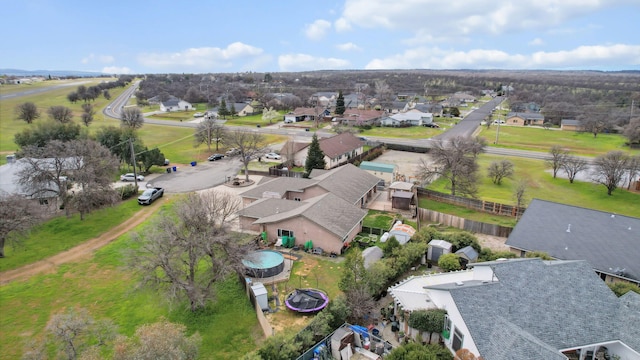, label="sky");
[2,0,640,74]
